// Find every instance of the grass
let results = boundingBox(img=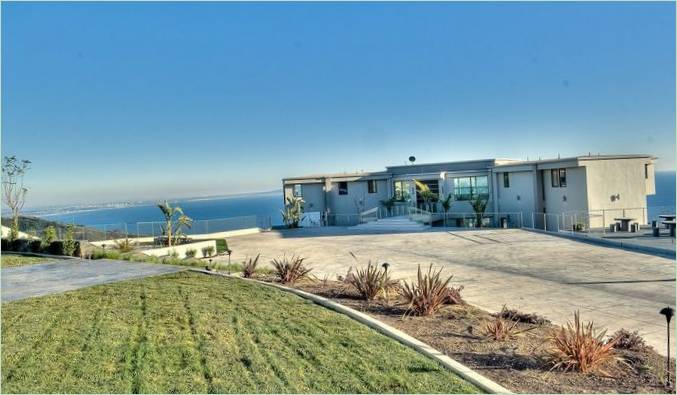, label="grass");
[1,254,47,268]
[1,272,480,394]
